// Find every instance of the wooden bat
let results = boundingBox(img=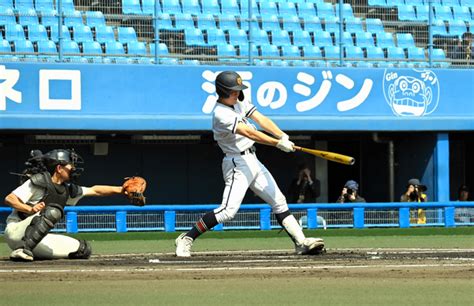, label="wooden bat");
[294,146,355,165]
